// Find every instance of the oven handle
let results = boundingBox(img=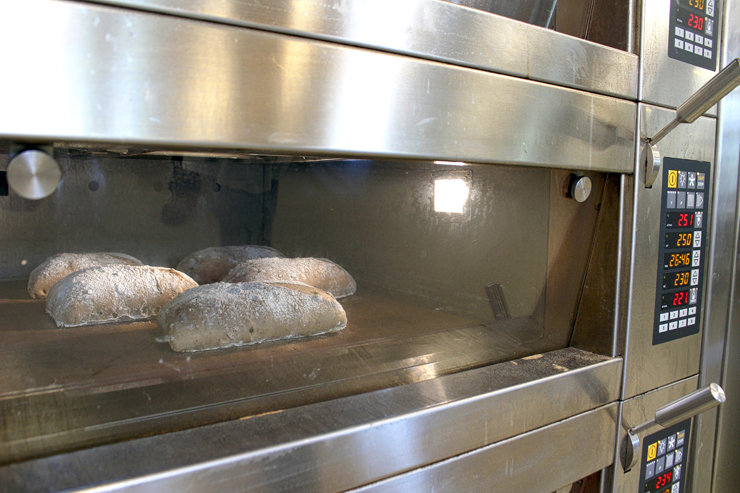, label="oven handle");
[643,58,740,187]
[619,383,726,471]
